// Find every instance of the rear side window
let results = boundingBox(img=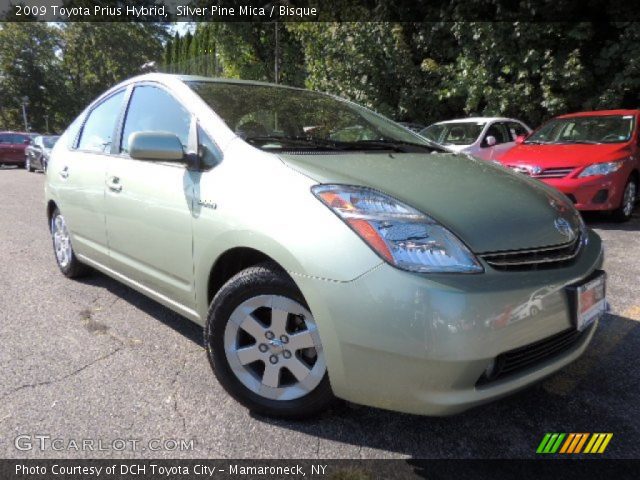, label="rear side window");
[78,90,125,153]
[10,134,28,144]
[0,134,10,144]
[120,85,191,154]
